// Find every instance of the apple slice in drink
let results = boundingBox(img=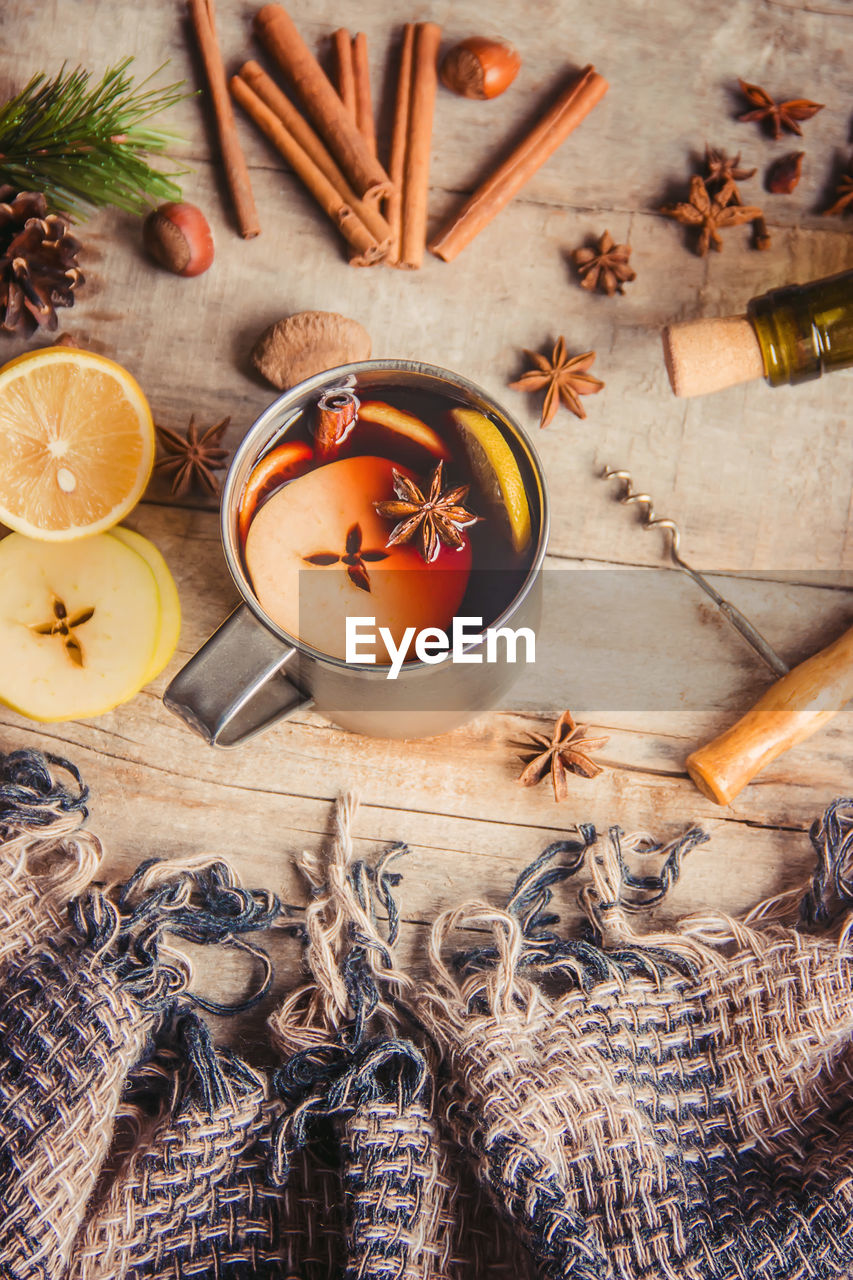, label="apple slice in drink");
[0,533,160,721]
[244,455,471,663]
